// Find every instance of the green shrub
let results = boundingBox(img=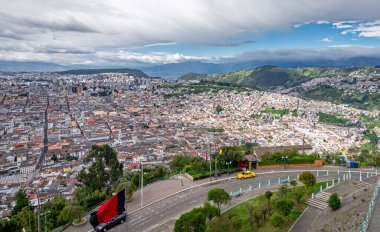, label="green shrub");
[275,198,294,216]
[299,171,316,187]
[270,213,286,228]
[289,210,302,220]
[328,193,341,211]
